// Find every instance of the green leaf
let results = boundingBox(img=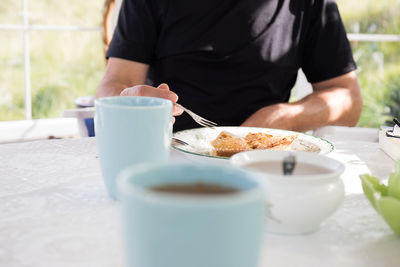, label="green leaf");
[377,197,400,235]
[360,174,387,210]
[360,164,400,235]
